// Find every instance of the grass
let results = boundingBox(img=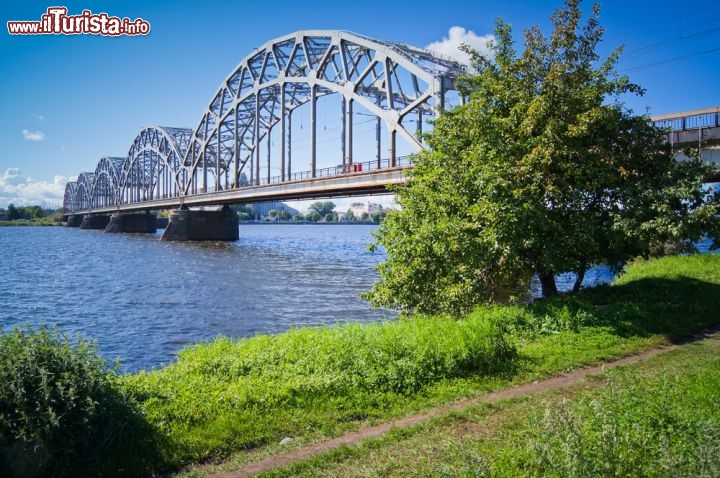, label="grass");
[256,332,720,477]
[123,312,517,467]
[0,213,65,227]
